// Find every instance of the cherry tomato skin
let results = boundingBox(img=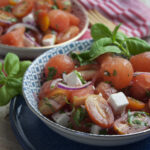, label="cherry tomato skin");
[68,13,80,26]
[56,0,72,12]
[96,53,113,65]
[0,10,17,27]
[114,111,150,134]
[13,0,34,18]
[130,73,150,100]
[127,97,145,111]
[100,56,134,89]
[0,0,9,7]
[95,82,117,100]
[36,10,50,32]
[56,26,79,43]
[0,27,25,47]
[34,0,53,12]
[44,54,75,78]
[130,52,150,72]
[85,95,114,128]
[49,9,70,32]
[70,85,94,106]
